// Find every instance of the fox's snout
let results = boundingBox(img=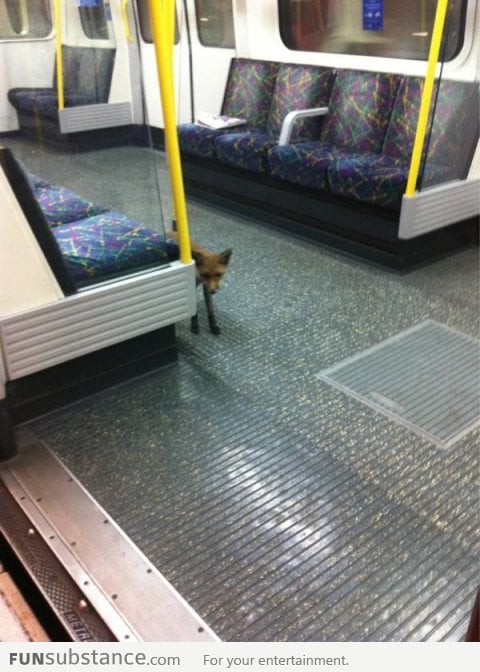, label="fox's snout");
[198,273,223,295]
